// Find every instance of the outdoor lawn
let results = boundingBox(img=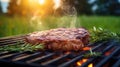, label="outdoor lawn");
[0,15,120,37]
